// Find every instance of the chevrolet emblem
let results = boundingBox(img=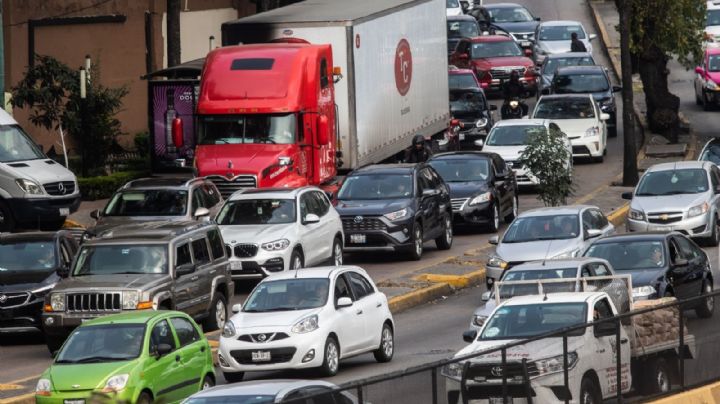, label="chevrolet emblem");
[660,214,668,220]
